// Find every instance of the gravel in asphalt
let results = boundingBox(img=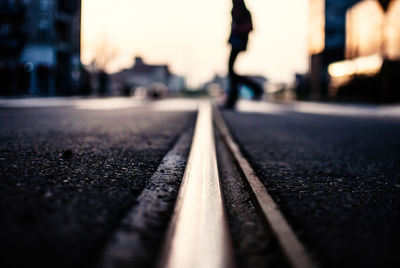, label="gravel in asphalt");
[223,109,400,268]
[98,128,194,268]
[0,106,196,268]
